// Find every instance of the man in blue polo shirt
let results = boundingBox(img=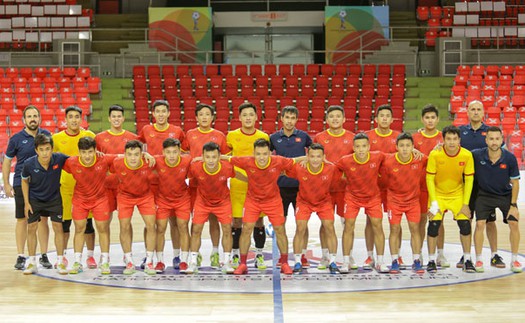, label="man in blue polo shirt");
[2,105,52,270]
[21,134,69,275]
[458,100,501,268]
[471,126,522,273]
[270,105,312,266]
